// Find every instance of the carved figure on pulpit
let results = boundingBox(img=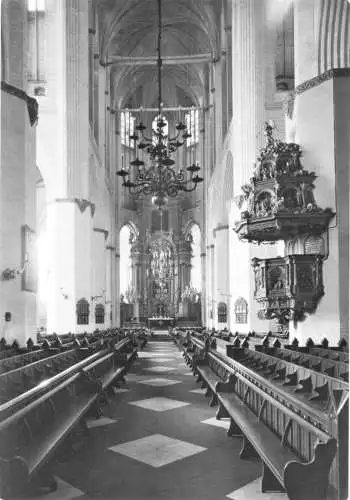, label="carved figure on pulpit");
[240,183,254,217]
[254,267,263,290]
[255,192,273,217]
